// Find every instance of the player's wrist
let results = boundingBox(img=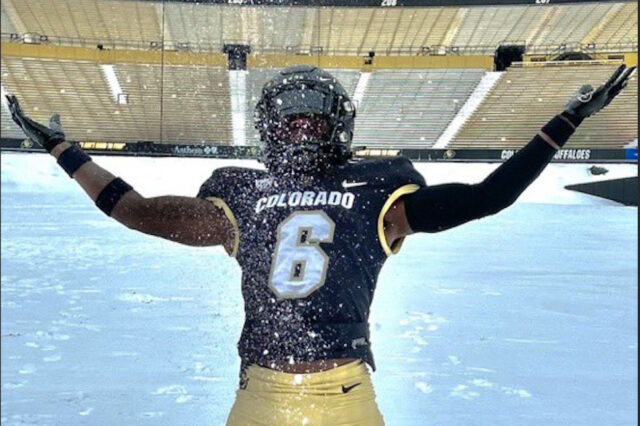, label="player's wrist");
[42,135,65,153]
[55,143,93,178]
[51,141,73,158]
[538,113,580,150]
[559,110,584,128]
